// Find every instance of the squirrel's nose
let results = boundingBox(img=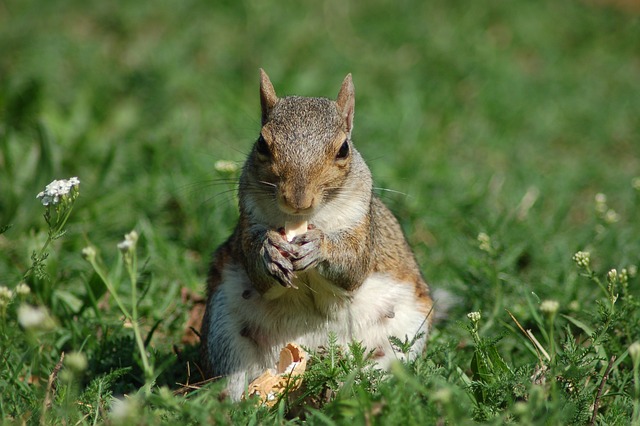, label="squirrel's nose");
[279,189,315,213]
